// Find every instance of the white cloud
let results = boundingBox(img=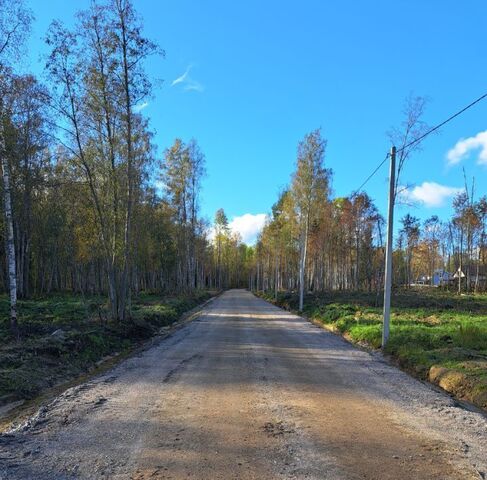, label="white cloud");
[171,67,190,86]
[171,65,204,93]
[229,213,267,244]
[446,130,487,166]
[184,81,204,92]
[134,101,149,112]
[400,182,463,208]
[206,213,268,245]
